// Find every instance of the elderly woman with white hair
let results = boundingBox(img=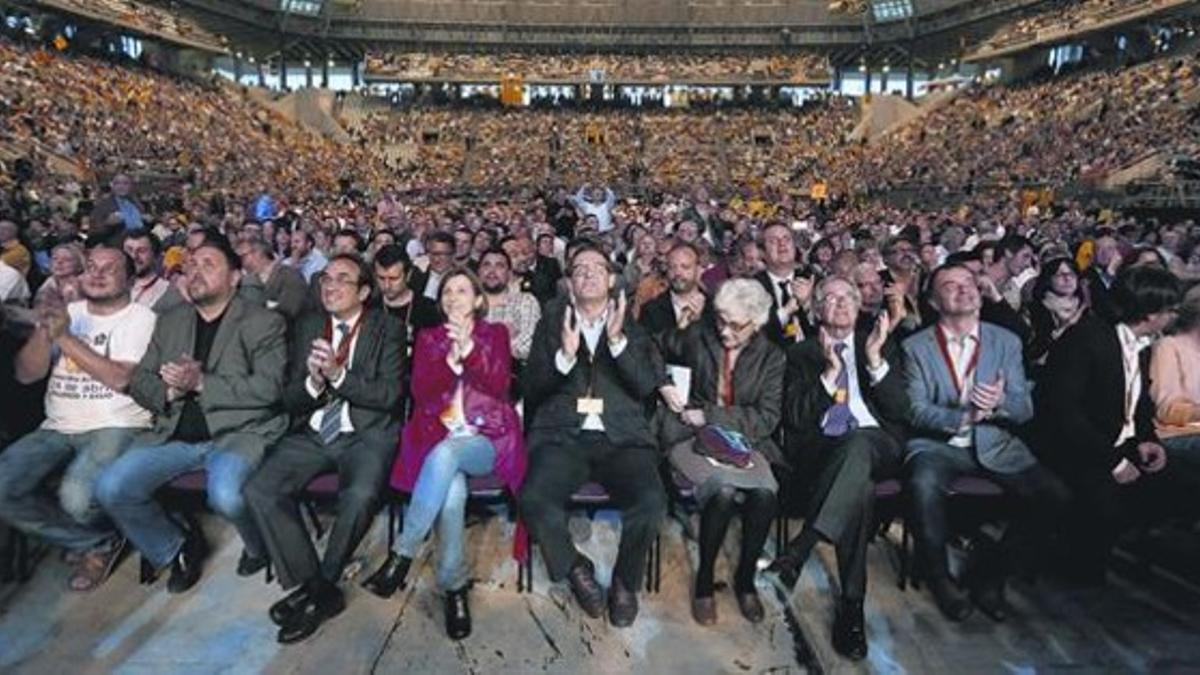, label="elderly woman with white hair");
[657,277,784,627]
